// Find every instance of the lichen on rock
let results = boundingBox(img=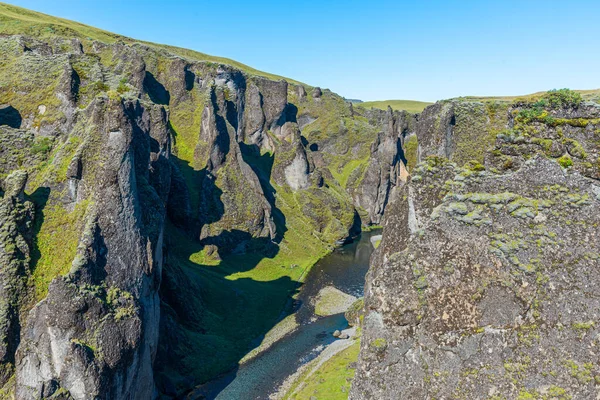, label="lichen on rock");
[352,92,600,399]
